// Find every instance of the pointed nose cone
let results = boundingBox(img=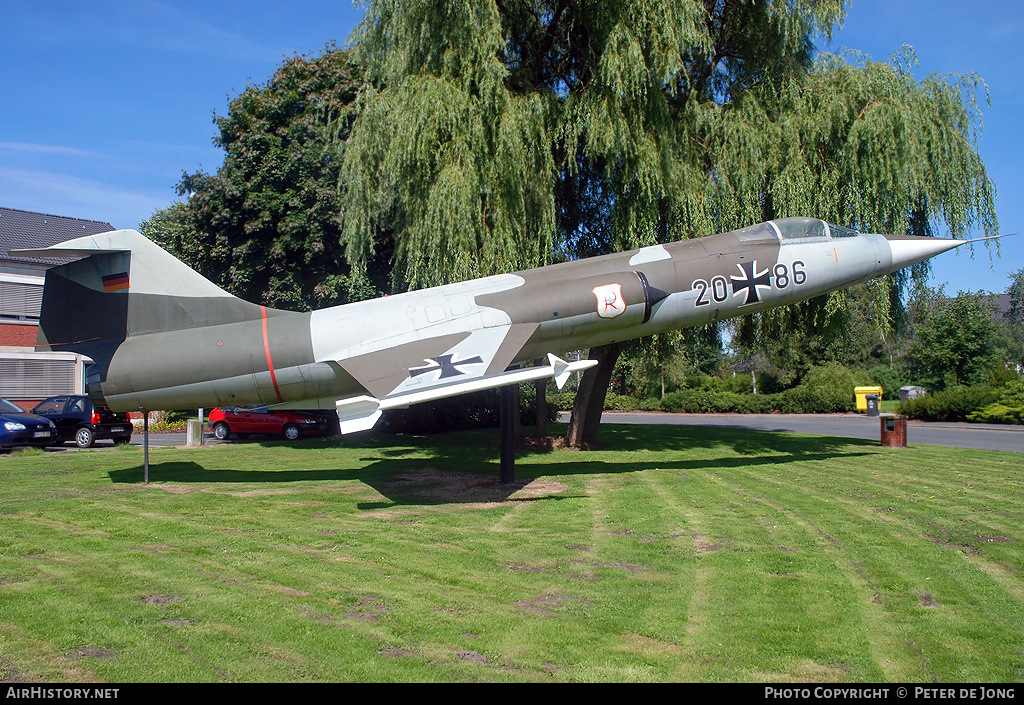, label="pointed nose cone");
[883,234,964,272]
